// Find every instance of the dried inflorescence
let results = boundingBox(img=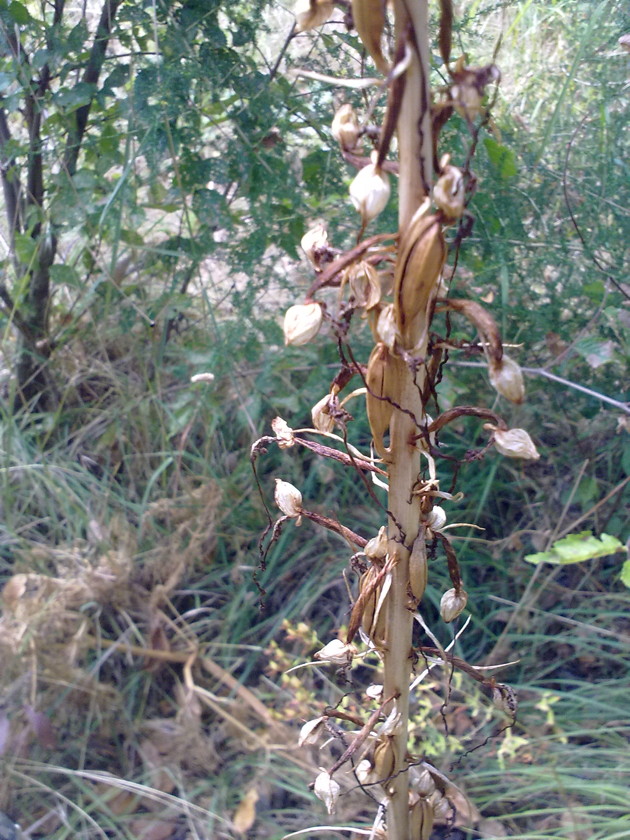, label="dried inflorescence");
[265,3,538,838]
